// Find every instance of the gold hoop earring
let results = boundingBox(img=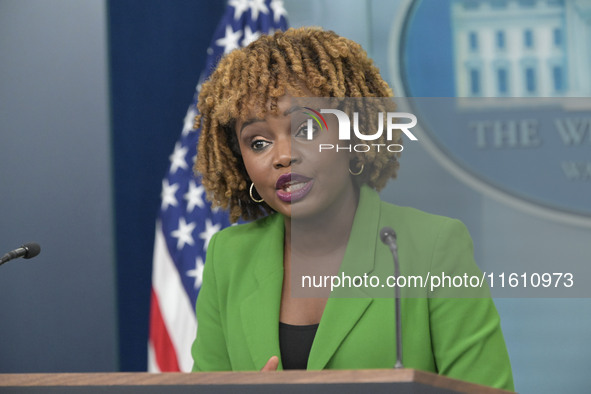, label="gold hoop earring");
[349,162,364,176]
[249,183,264,203]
